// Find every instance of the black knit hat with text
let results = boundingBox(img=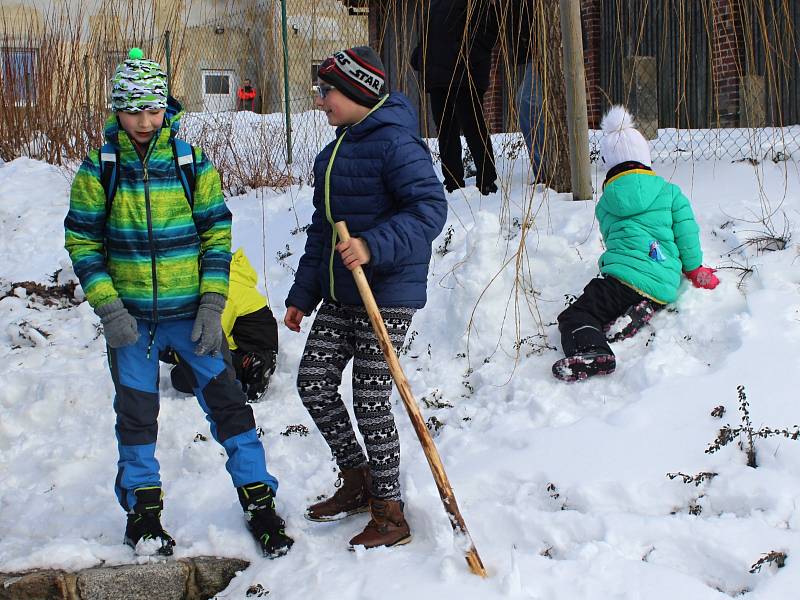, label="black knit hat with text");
[317,46,387,107]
